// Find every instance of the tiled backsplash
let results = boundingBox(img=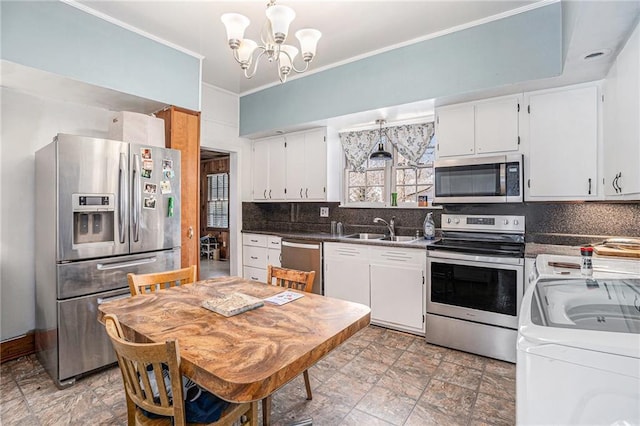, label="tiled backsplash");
[242,202,640,245]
